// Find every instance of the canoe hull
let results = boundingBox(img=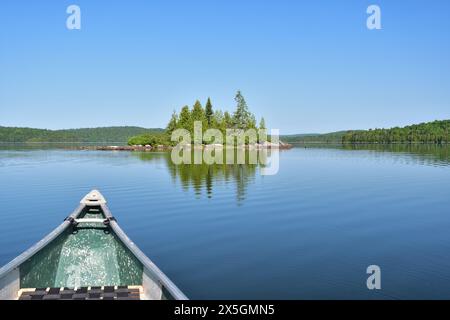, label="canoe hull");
[0,190,188,300]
